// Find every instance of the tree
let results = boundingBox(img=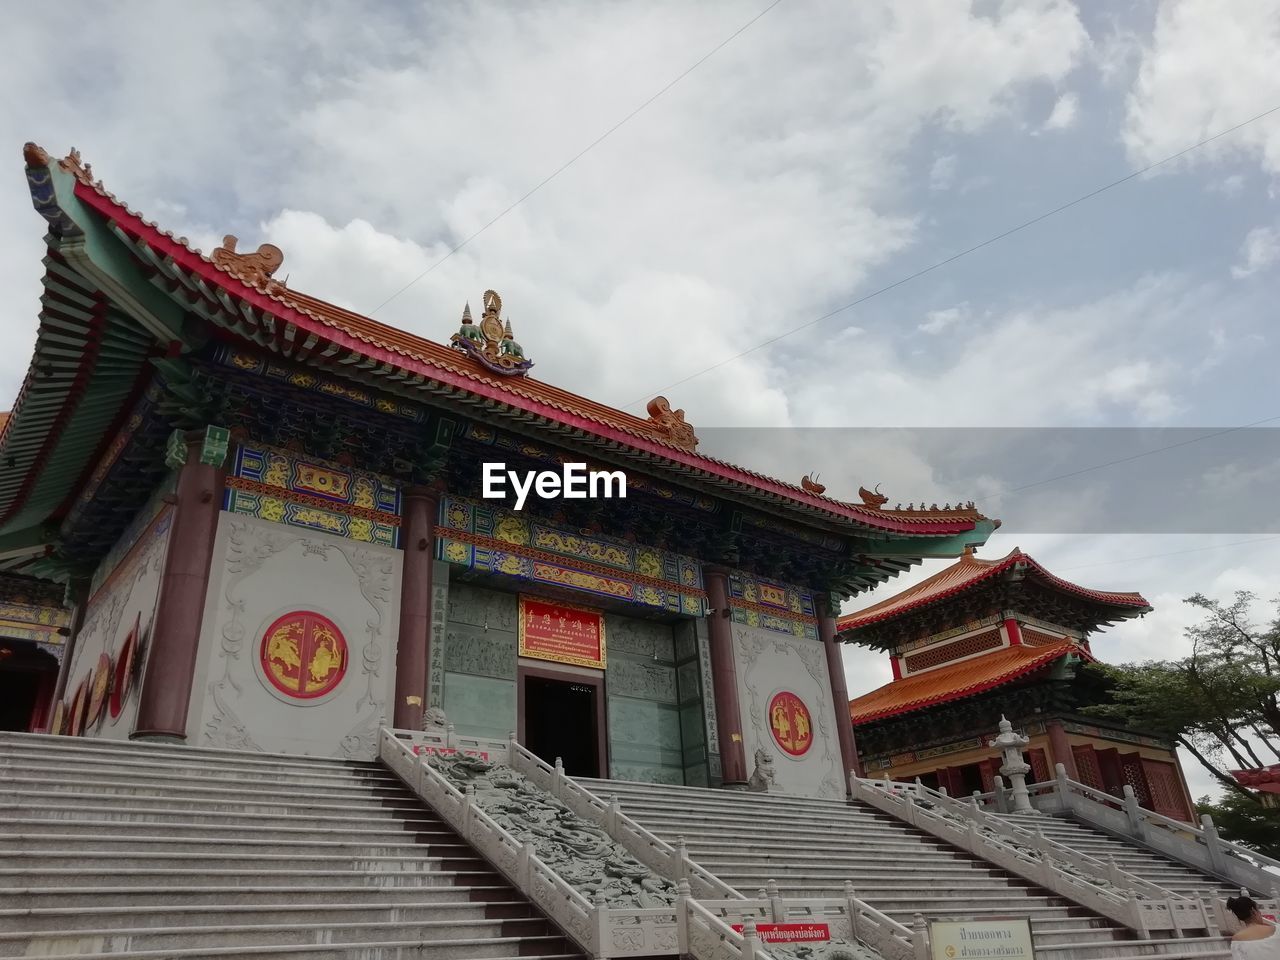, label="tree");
[1086,592,1280,801]
[1196,792,1280,859]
